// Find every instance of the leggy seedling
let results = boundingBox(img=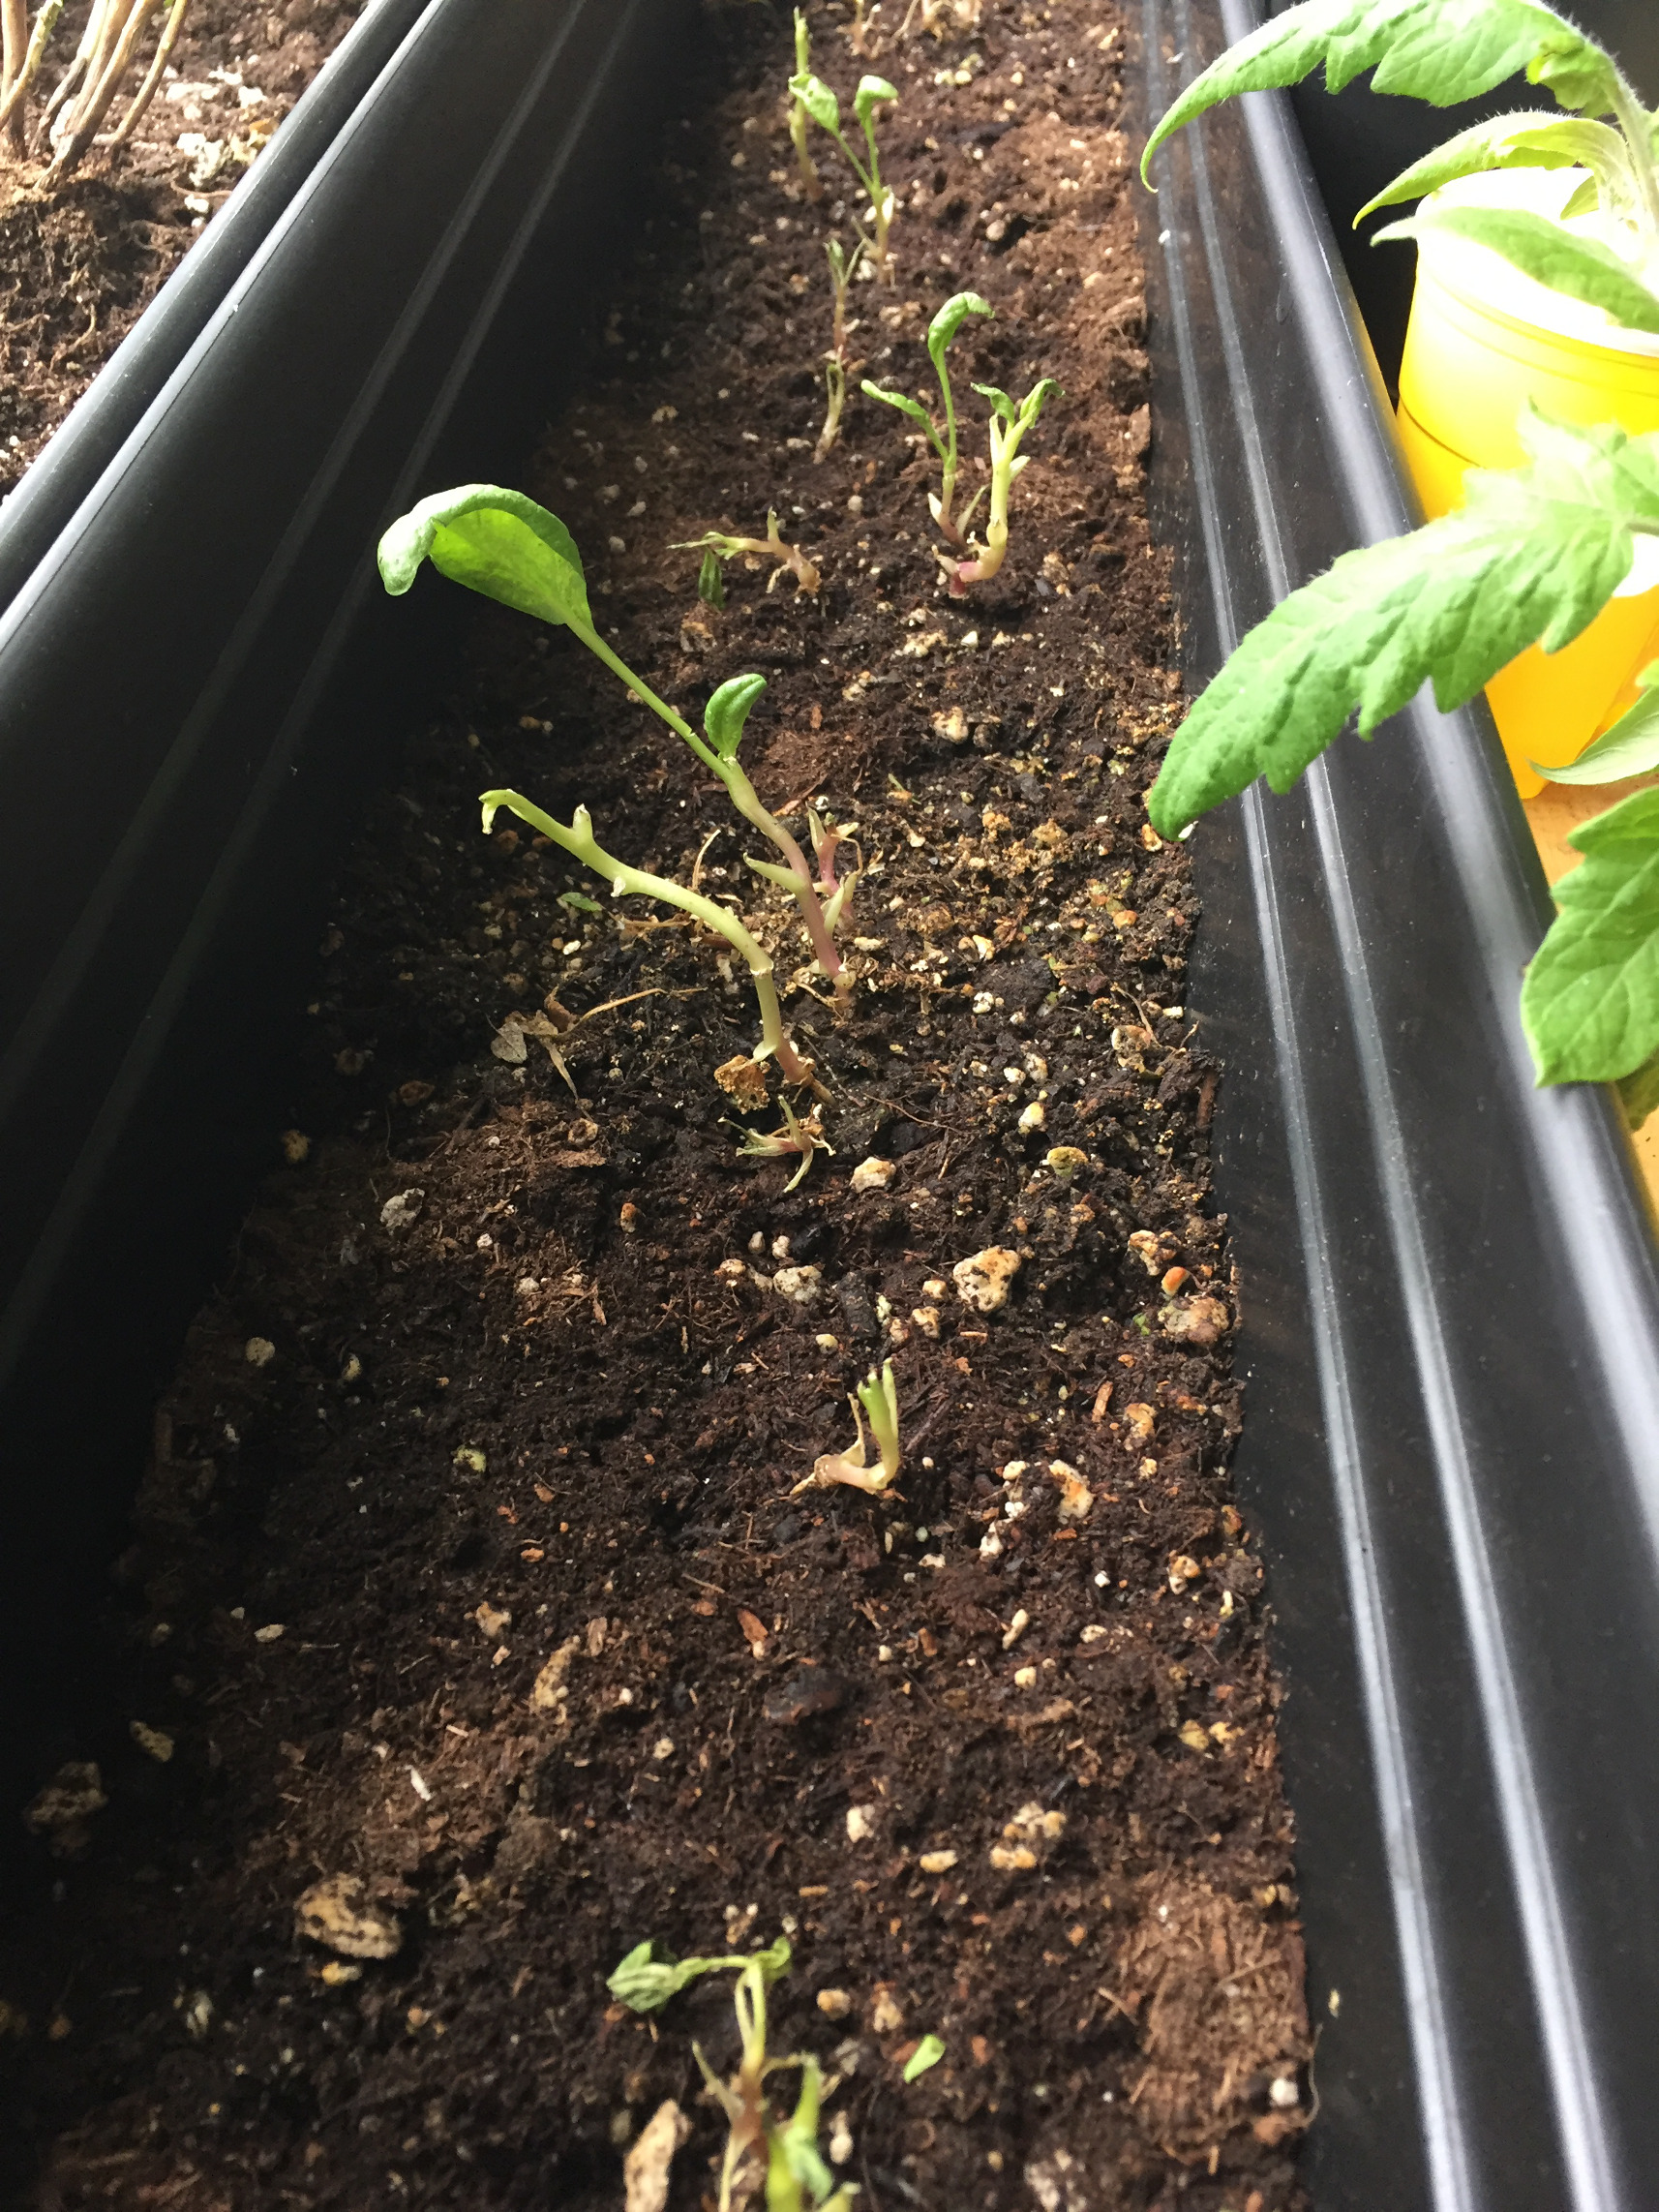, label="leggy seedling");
[816,236,866,463]
[377,487,849,991]
[480,792,811,1083]
[608,1937,857,2212]
[788,9,823,203]
[674,512,821,600]
[937,377,1062,595]
[862,289,993,544]
[794,1361,901,1493]
[790,67,900,284]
